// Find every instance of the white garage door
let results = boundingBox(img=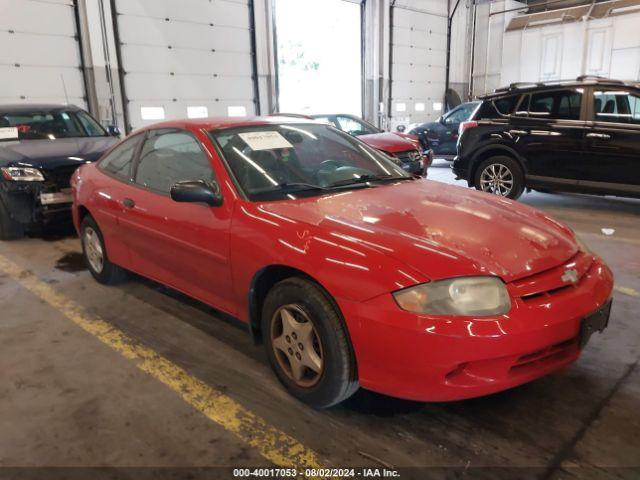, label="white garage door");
[389,5,447,130]
[0,0,86,106]
[113,0,258,131]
